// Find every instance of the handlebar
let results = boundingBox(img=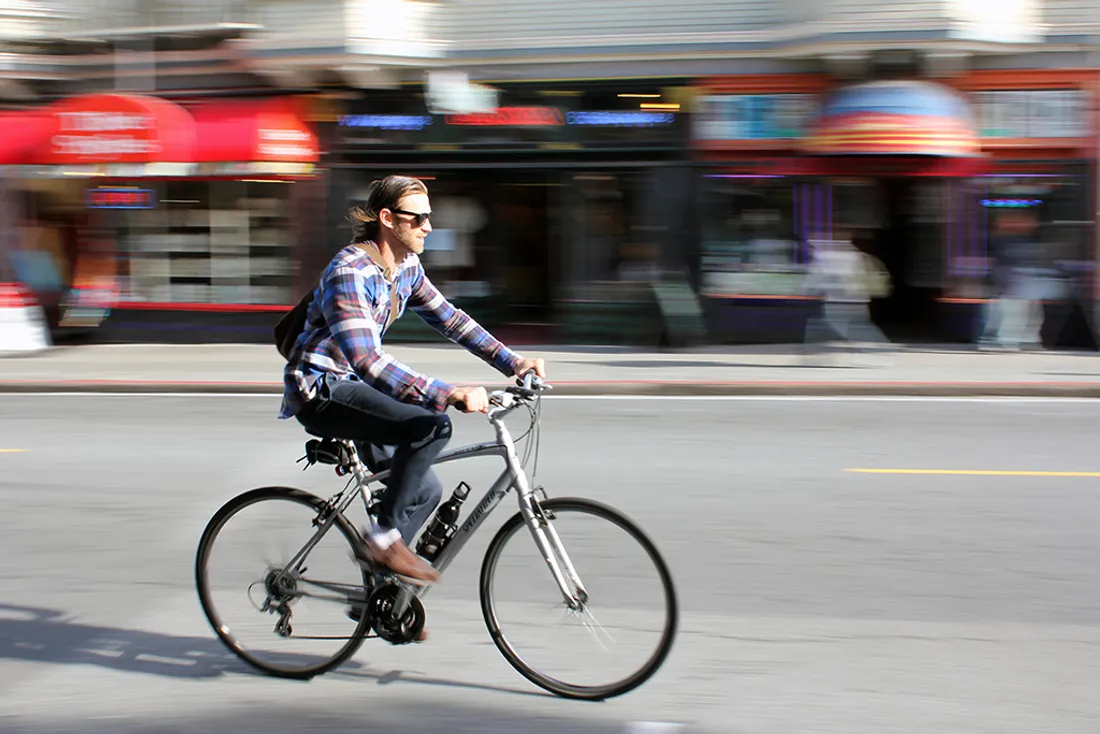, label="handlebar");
[451,371,550,413]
